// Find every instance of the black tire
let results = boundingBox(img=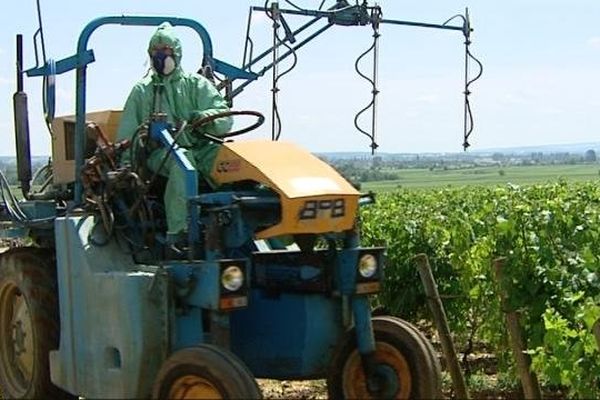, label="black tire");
[0,248,74,399]
[328,316,442,399]
[153,345,262,399]
[379,316,443,395]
